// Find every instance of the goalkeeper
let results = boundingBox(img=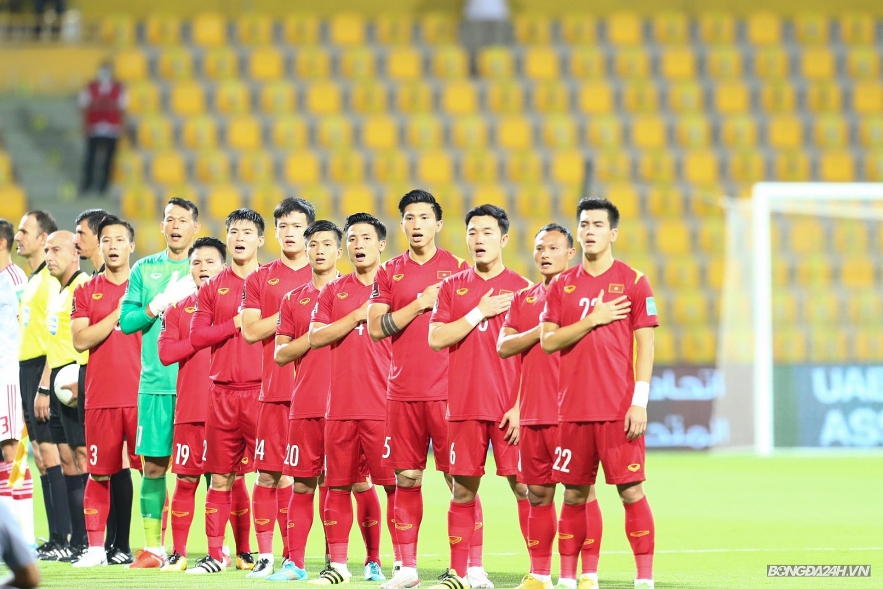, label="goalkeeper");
[120,198,200,569]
